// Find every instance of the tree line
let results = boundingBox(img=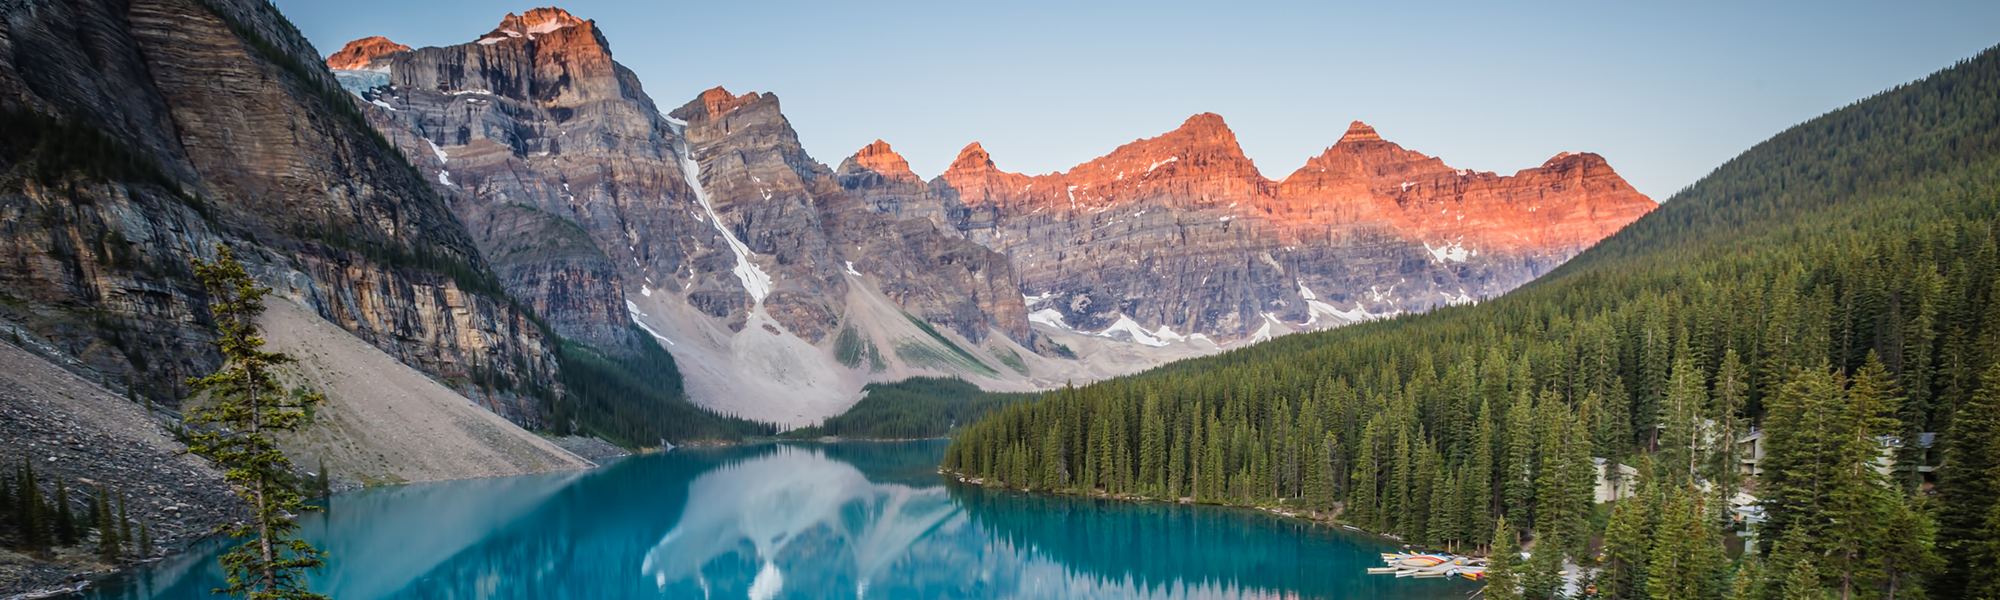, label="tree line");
[0,459,154,564]
[946,43,2000,600]
[785,377,1034,440]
